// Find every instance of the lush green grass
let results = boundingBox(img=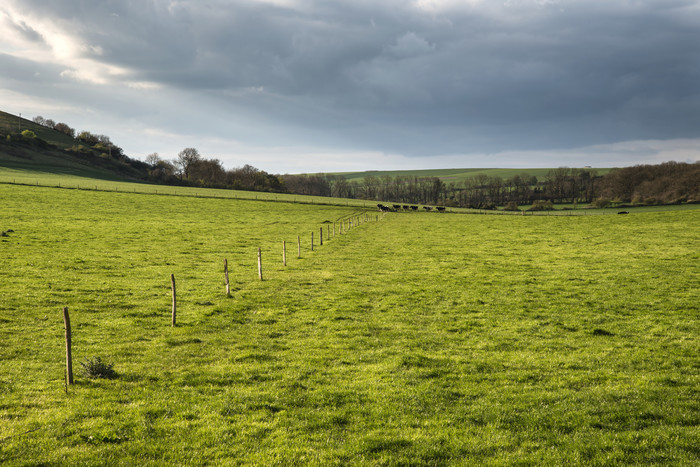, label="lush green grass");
[0,182,698,465]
